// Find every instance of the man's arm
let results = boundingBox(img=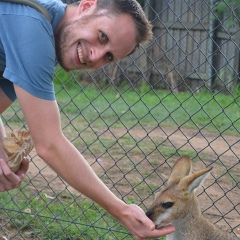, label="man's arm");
[14,84,175,239]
